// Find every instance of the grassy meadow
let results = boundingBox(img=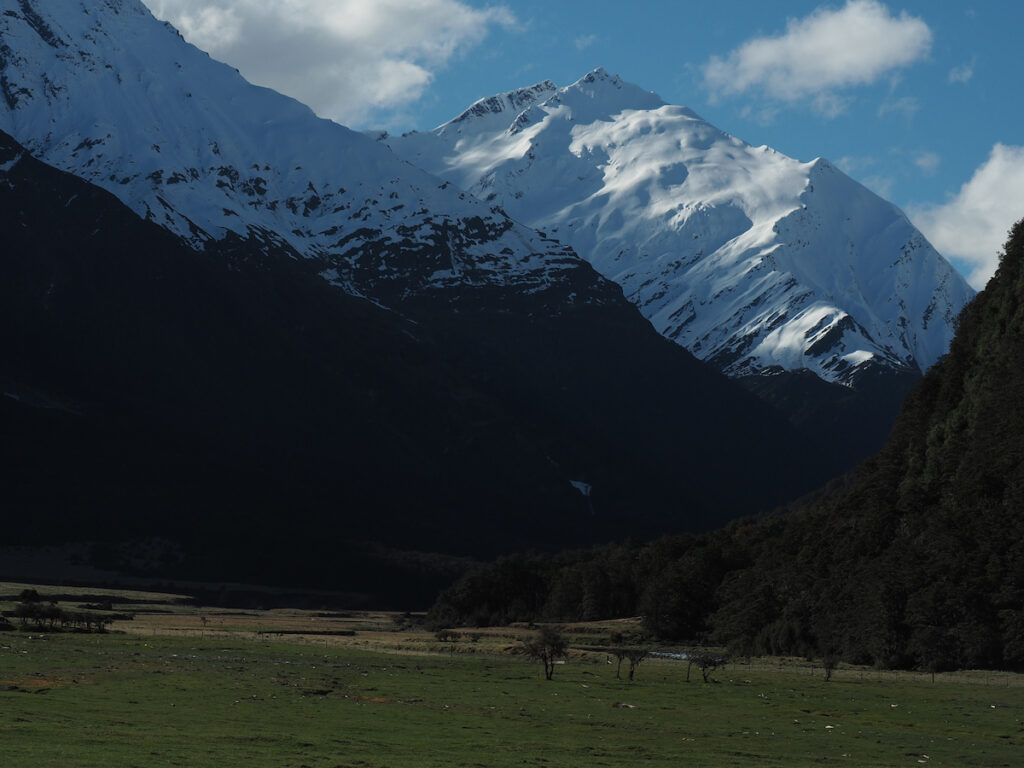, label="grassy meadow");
[1,583,1022,767]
